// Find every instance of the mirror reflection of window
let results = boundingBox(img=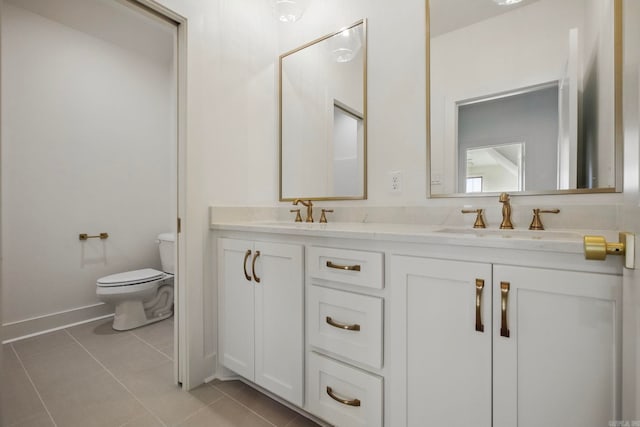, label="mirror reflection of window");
[457,84,555,193]
[466,176,483,193]
[464,143,524,193]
